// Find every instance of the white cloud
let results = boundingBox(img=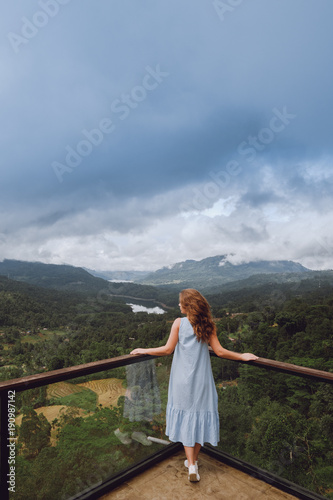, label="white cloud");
[2,157,333,272]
